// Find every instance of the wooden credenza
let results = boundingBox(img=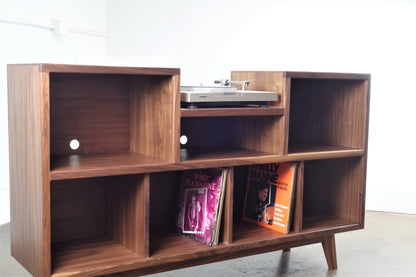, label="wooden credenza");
[8,64,370,276]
